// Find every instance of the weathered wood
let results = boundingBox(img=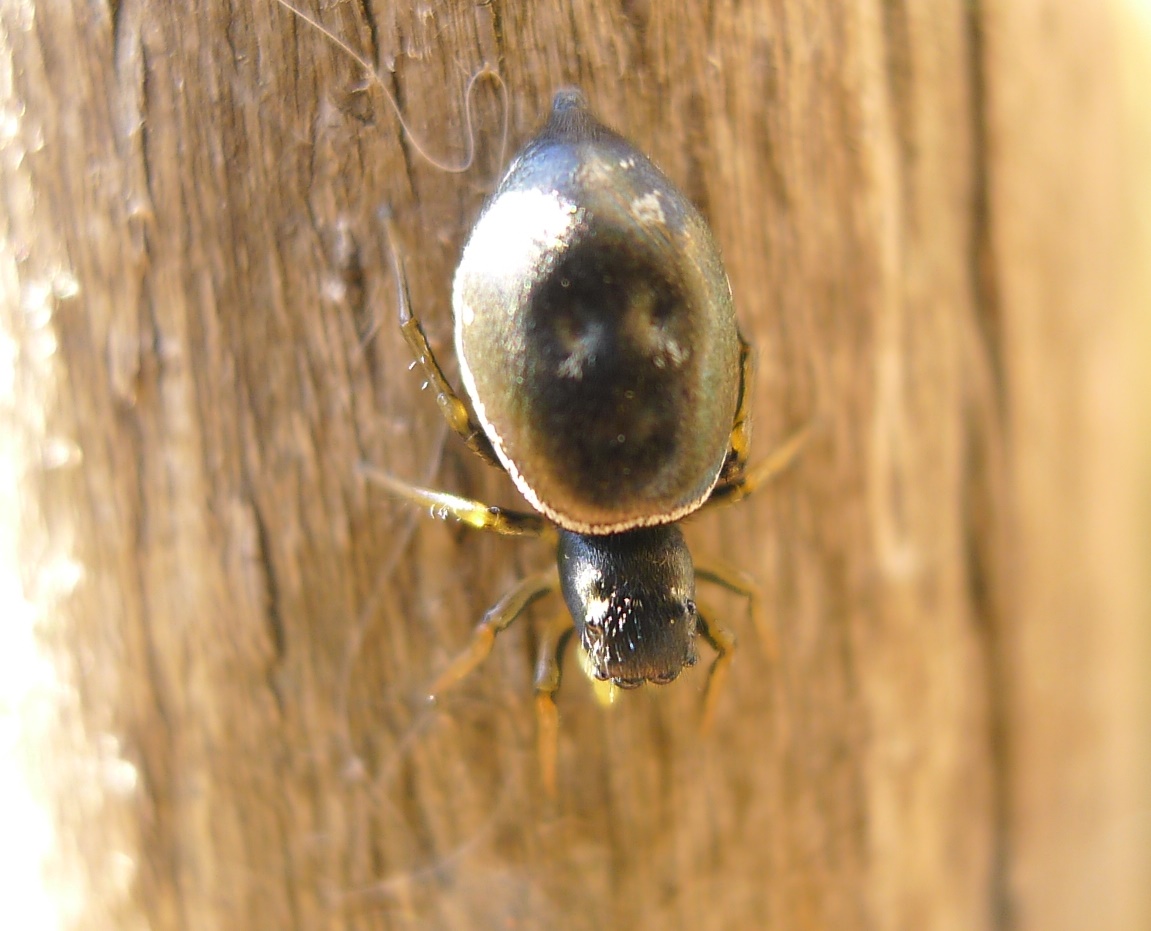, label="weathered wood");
[4,1,1148,928]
